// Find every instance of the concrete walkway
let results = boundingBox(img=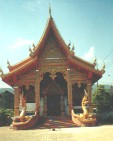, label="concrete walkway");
[0,125,113,141]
